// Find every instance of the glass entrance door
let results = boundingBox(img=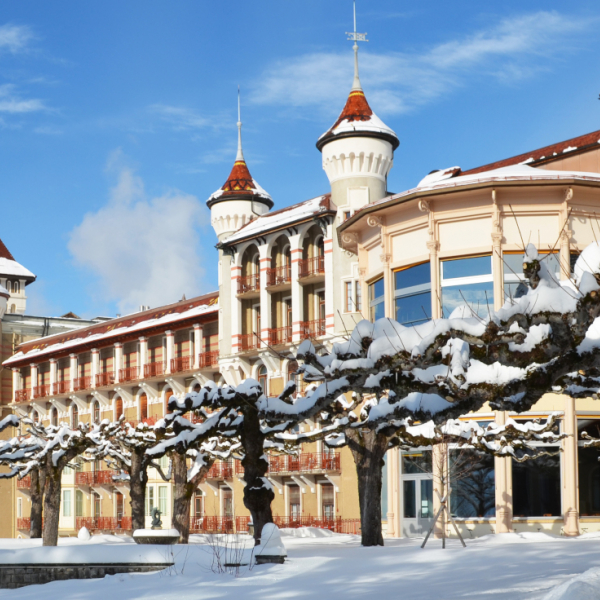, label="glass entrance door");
[401,450,434,538]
